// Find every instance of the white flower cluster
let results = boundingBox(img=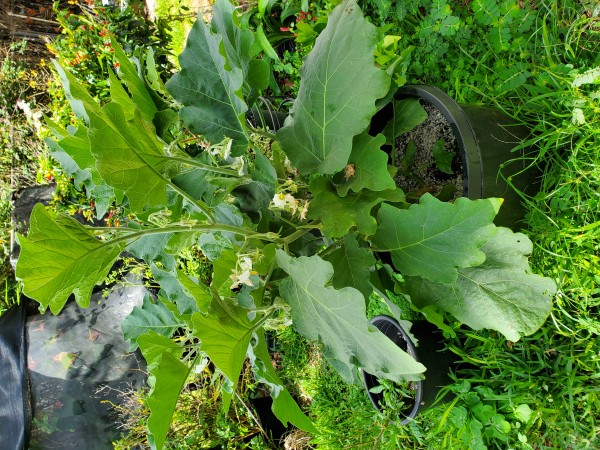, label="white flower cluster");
[230,256,258,290]
[271,192,309,220]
